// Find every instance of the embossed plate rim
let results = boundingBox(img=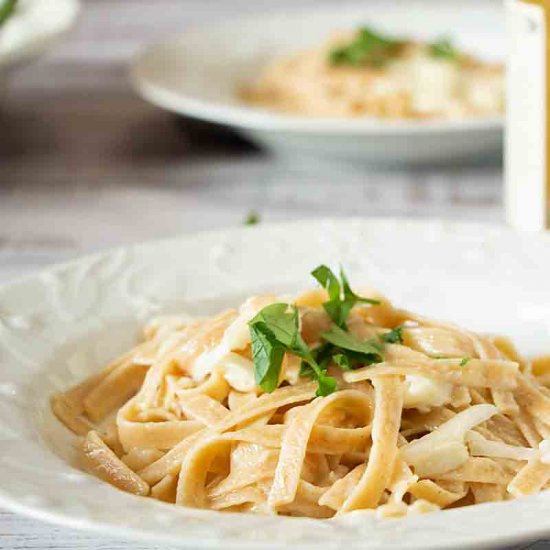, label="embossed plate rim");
[1,217,550,549]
